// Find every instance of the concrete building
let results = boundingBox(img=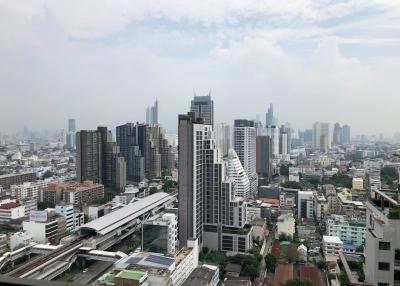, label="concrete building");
[298,191,314,220]
[23,209,66,244]
[10,181,47,201]
[315,193,327,221]
[226,149,250,199]
[352,177,364,190]
[337,190,366,220]
[116,123,145,183]
[277,213,295,238]
[0,234,7,255]
[262,126,279,158]
[76,130,102,183]
[234,119,258,196]
[312,122,330,152]
[142,213,178,256]
[322,235,344,256]
[326,215,366,247]
[182,264,219,286]
[9,231,33,251]
[216,123,231,158]
[190,94,214,127]
[332,123,342,146]
[256,135,272,181]
[365,190,400,286]
[298,244,308,262]
[0,199,25,223]
[114,238,199,286]
[0,172,37,190]
[63,181,104,209]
